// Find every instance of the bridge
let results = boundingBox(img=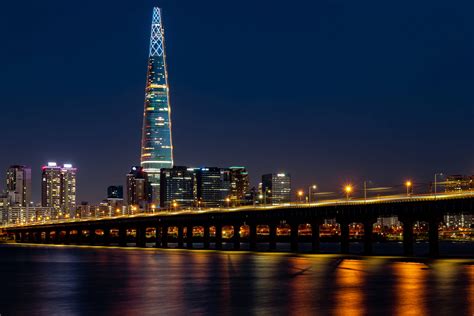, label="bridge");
[3,192,474,257]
